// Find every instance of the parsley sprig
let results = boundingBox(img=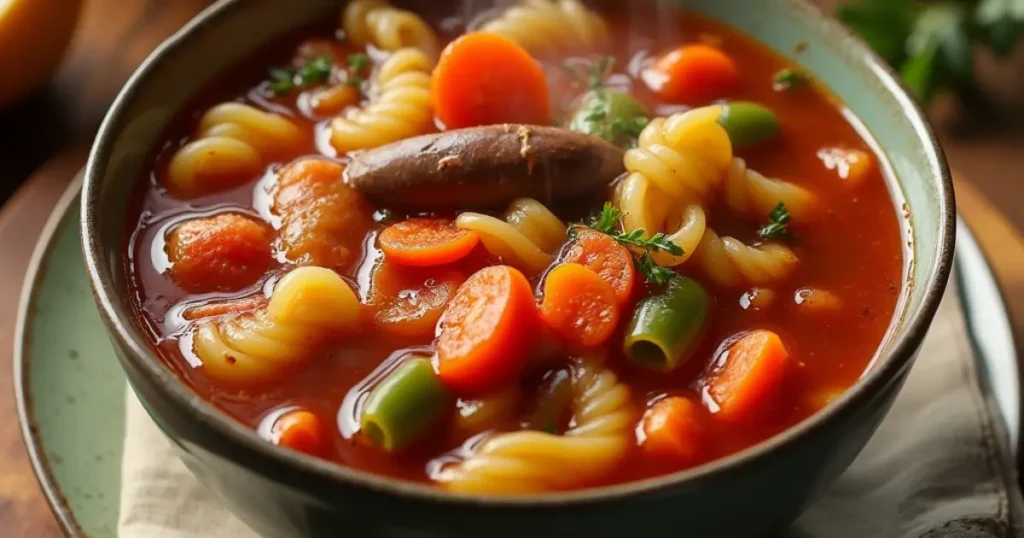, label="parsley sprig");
[772,68,810,91]
[575,203,682,285]
[757,202,792,240]
[267,55,335,96]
